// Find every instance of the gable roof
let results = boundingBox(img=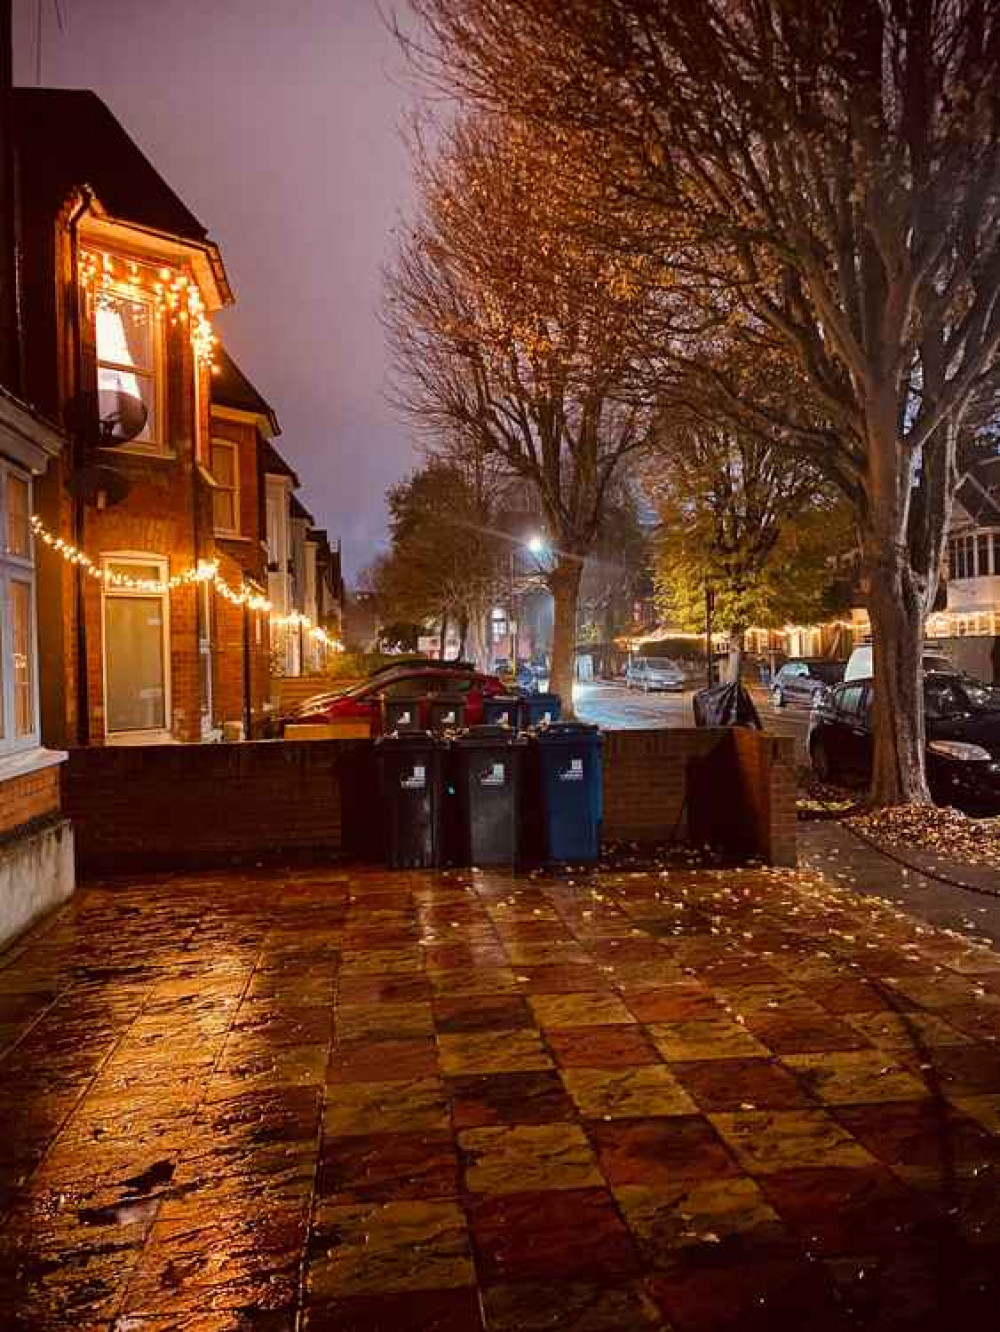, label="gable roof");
[14,88,206,240]
[290,494,314,524]
[13,88,231,305]
[211,347,280,436]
